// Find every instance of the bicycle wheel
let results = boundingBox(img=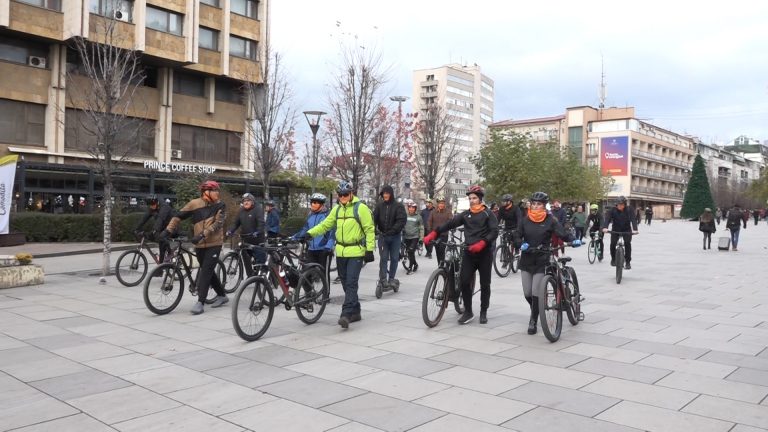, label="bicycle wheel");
[565,267,581,326]
[232,276,274,341]
[143,263,184,315]
[615,247,624,284]
[422,268,450,327]
[221,252,243,294]
[293,266,329,325]
[493,244,512,278]
[453,274,469,314]
[587,241,597,264]
[115,250,149,287]
[538,275,562,342]
[402,253,414,273]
